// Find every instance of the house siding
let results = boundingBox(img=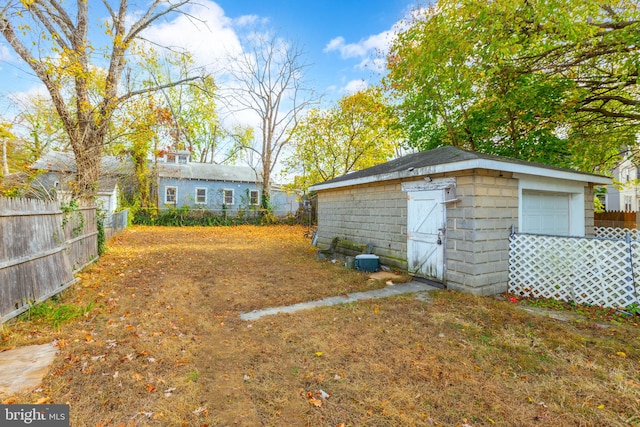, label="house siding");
[158,178,298,216]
